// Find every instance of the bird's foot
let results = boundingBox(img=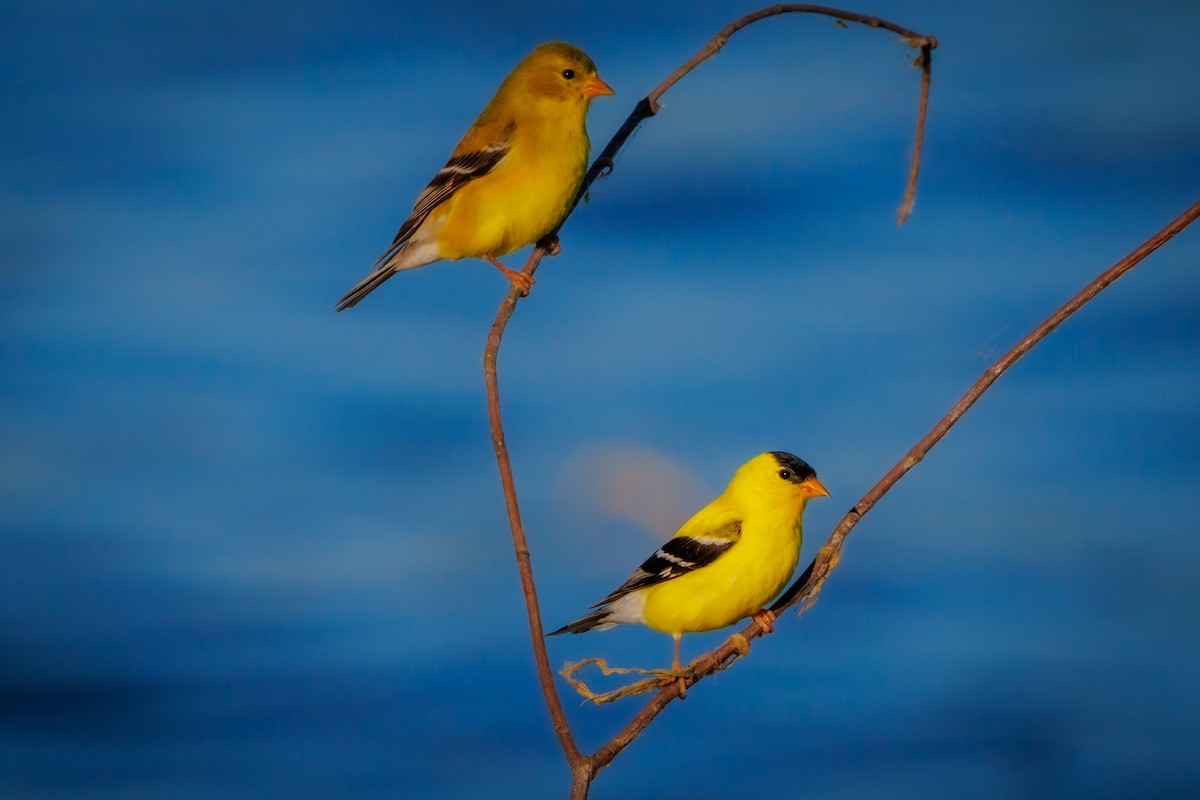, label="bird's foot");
[646,665,692,699]
[486,256,535,296]
[659,668,691,699]
[752,608,777,634]
[507,271,535,296]
[657,666,696,695]
[540,234,562,257]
